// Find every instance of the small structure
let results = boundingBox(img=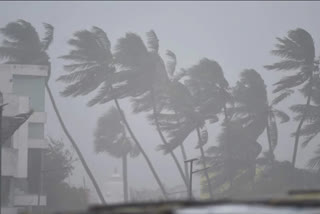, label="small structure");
[104,168,124,204]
